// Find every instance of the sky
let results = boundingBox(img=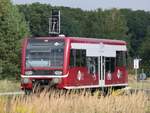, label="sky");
[12,0,150,11]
